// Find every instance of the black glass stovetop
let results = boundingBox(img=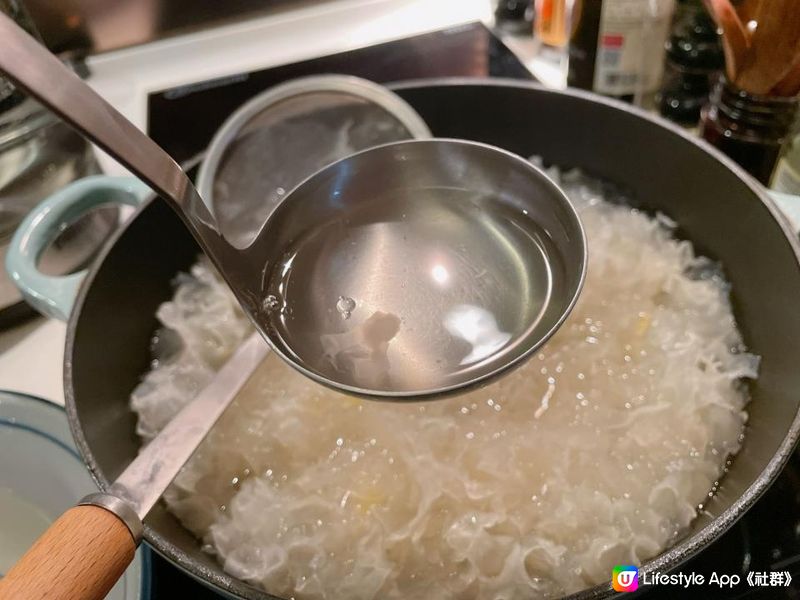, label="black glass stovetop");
[148,21,532,165]
[144,21,800,600]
